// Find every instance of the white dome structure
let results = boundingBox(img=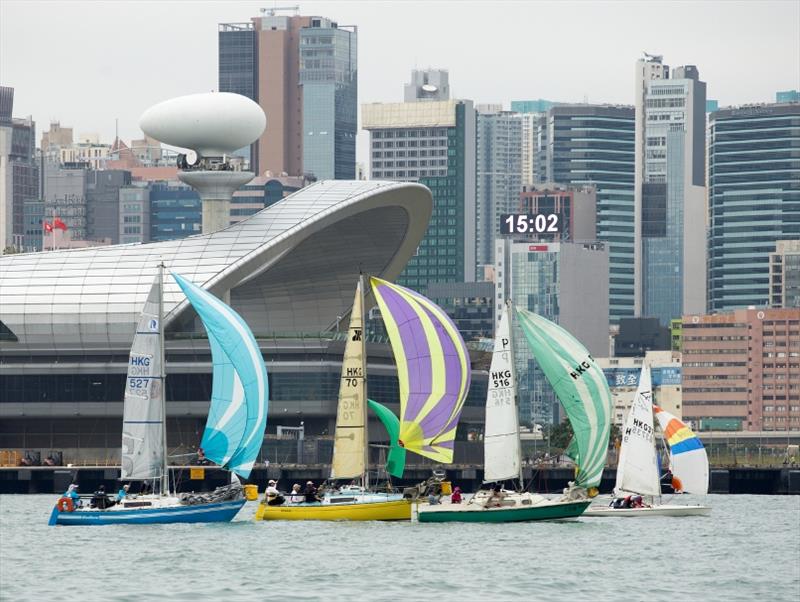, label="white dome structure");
[139,92,266,157]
